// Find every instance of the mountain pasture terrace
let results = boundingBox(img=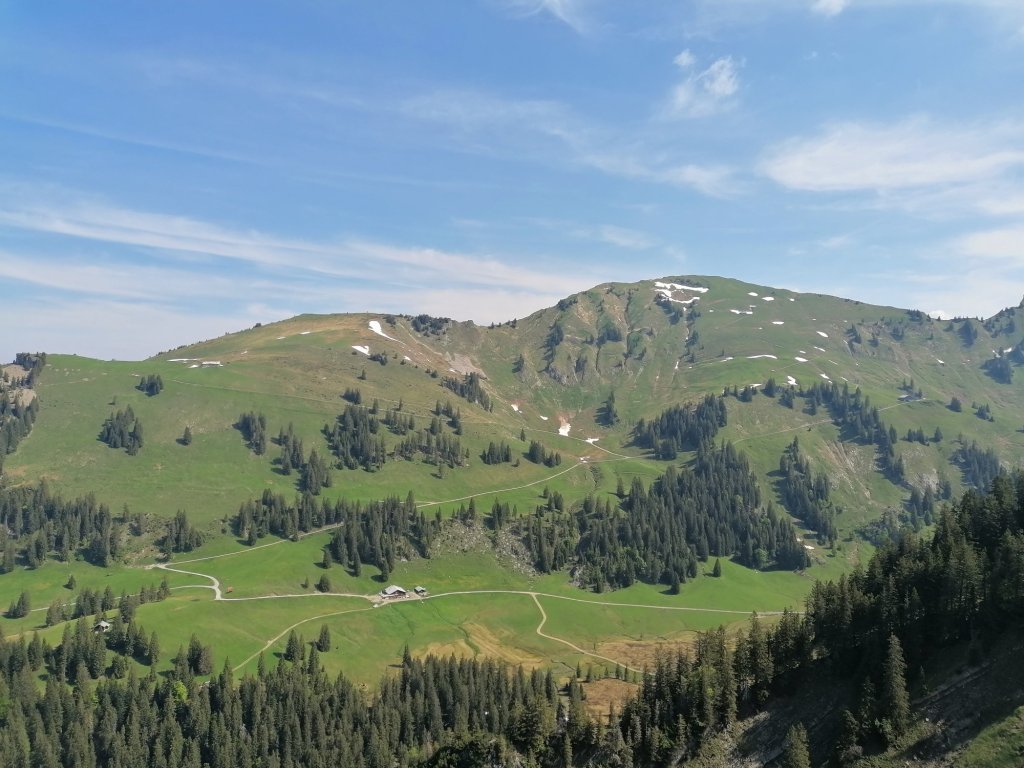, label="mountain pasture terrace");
[4,276,1024,691]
